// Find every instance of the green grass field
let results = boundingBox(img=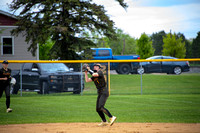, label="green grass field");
[0,74,200,124]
